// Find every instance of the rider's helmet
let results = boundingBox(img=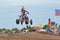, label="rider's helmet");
[21,6,25,14]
